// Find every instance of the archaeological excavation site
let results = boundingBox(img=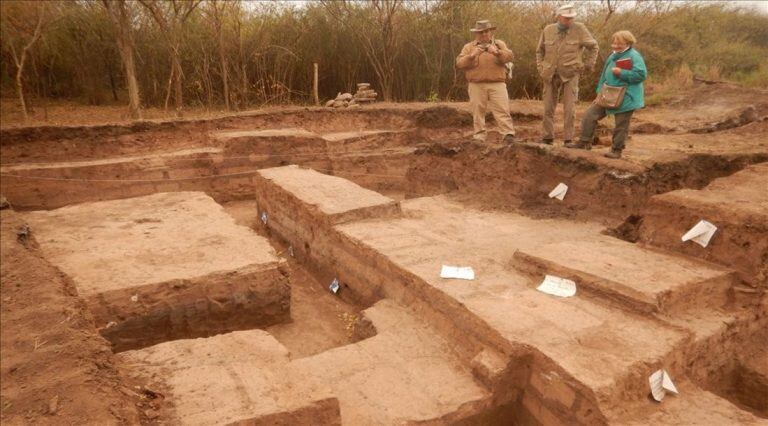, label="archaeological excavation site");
[1,84,767,425]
